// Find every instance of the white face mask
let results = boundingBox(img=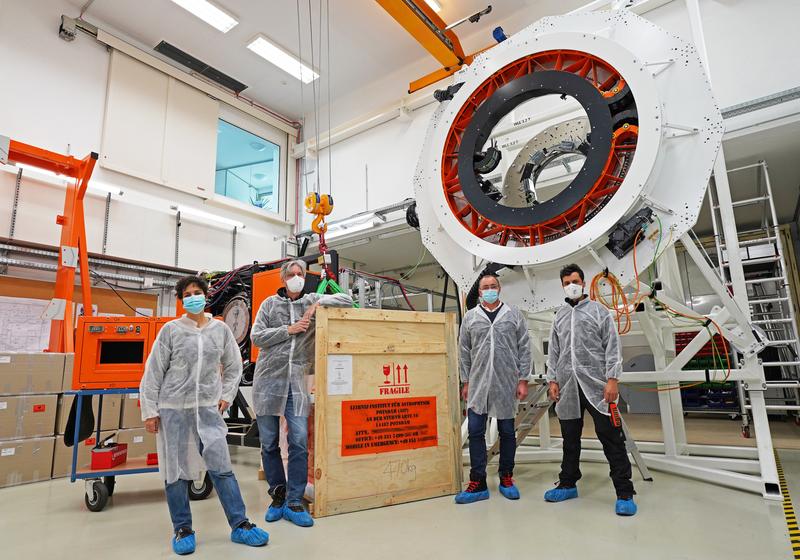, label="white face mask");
[286,275,305,294]
[563,283,583,300]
